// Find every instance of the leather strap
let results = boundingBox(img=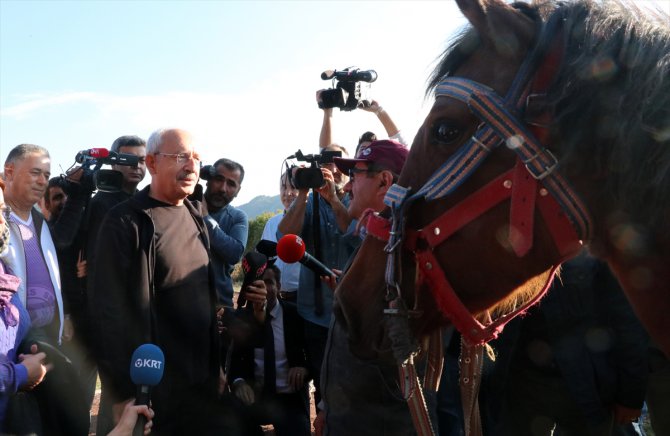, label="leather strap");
[424,329,444,392]
[460,340,485,436]
[509,160,538,257]
[399,359,436,436]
